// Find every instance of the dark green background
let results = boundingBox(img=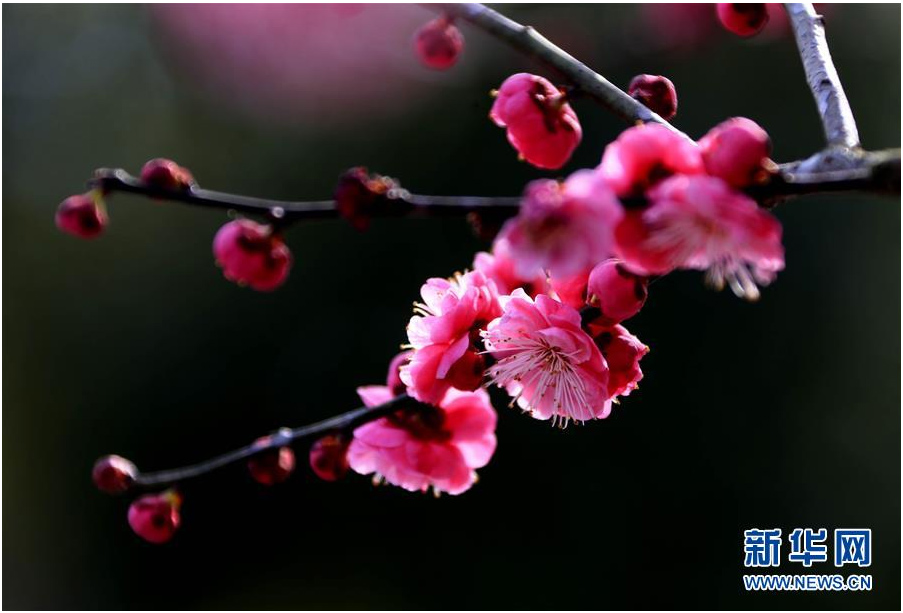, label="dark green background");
[3,4,900,610]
